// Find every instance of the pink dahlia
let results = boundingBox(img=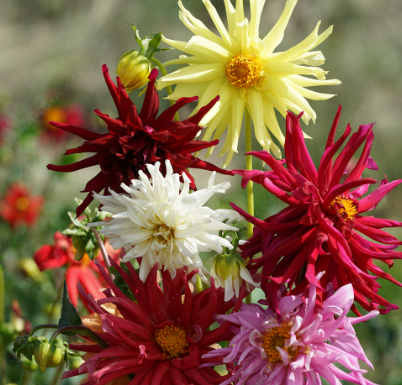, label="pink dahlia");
[62,258,243,384]
[204,278,379,385]
[233,107,402,314]
[47,65,230,217]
